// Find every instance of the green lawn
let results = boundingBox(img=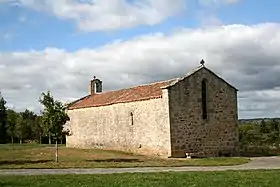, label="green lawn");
[0,144,249,169]
[1,170,280,187]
